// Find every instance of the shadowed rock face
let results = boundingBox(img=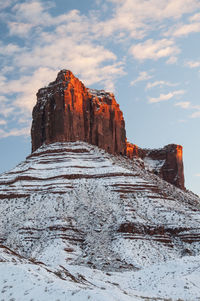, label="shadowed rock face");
[126,142,185,190]
[146,144,185,190]
[31,69,185,190]
[31,70,126,155]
